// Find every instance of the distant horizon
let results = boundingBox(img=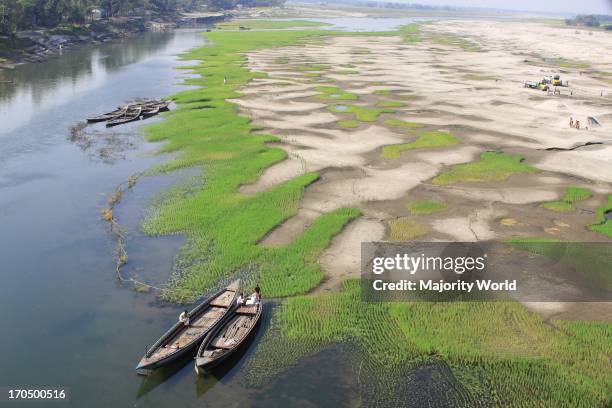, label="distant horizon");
[320,0,612,14]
